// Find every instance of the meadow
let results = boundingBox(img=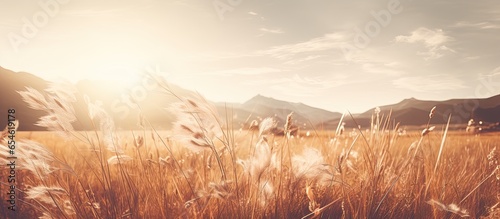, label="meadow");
[1,82,500,219]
